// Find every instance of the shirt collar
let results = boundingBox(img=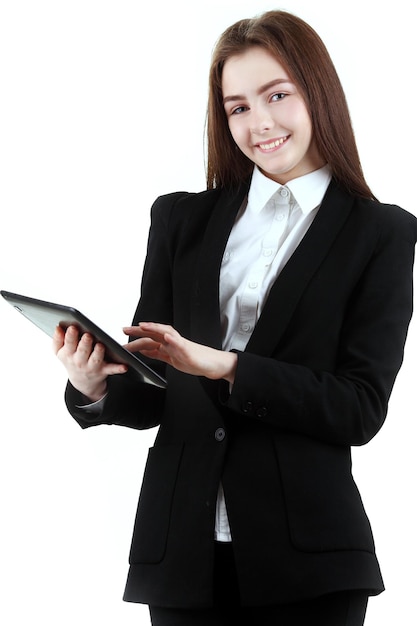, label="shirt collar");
[247,165,332,215]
